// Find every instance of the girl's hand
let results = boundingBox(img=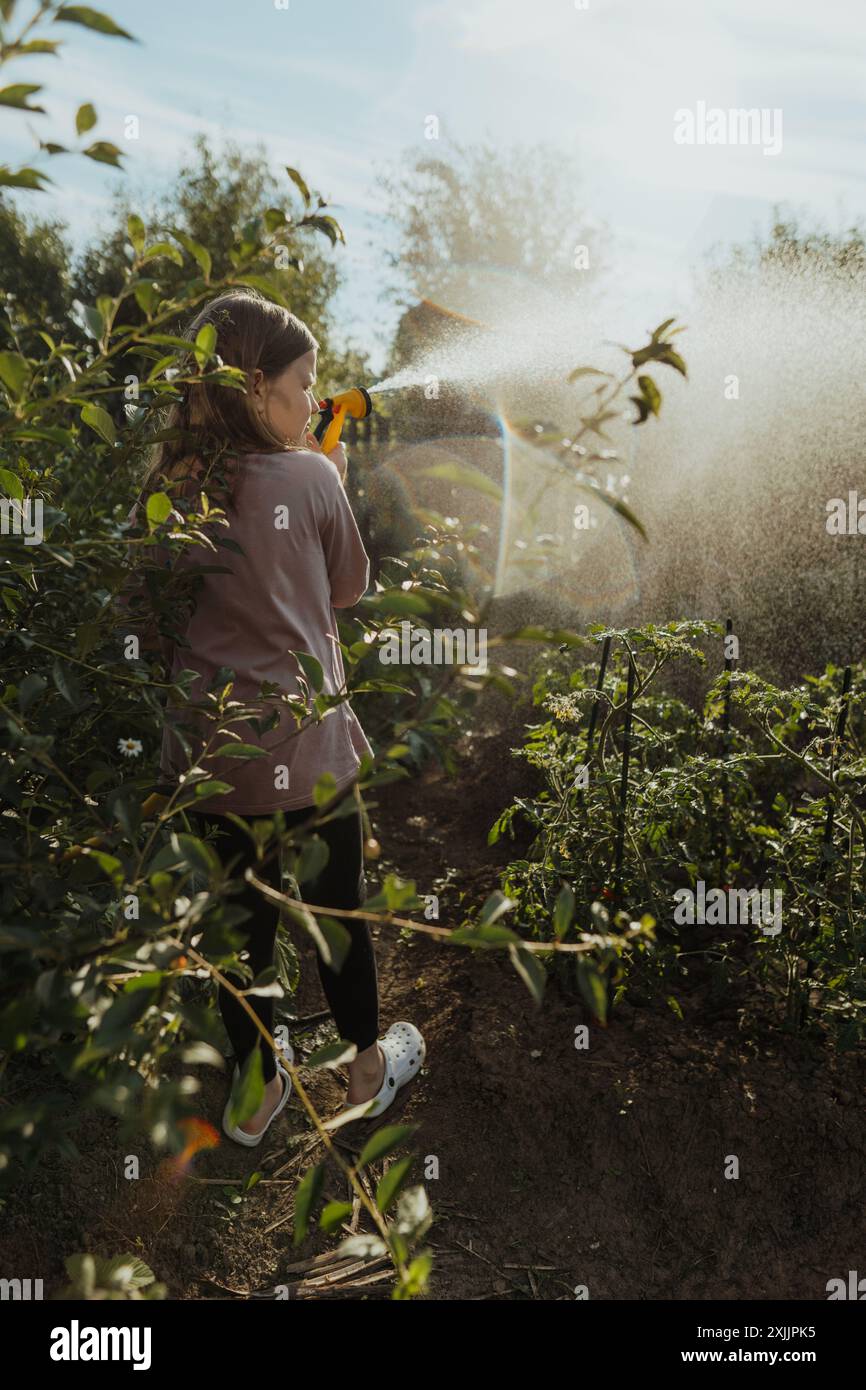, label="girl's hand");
[304,429,347,483]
